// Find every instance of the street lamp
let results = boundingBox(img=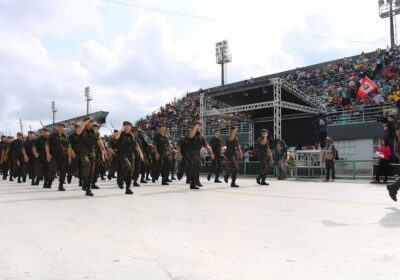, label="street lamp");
[84,86,93,116]
[215,40,232,86]
[51,100,57,126]
[378,0,400,48]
